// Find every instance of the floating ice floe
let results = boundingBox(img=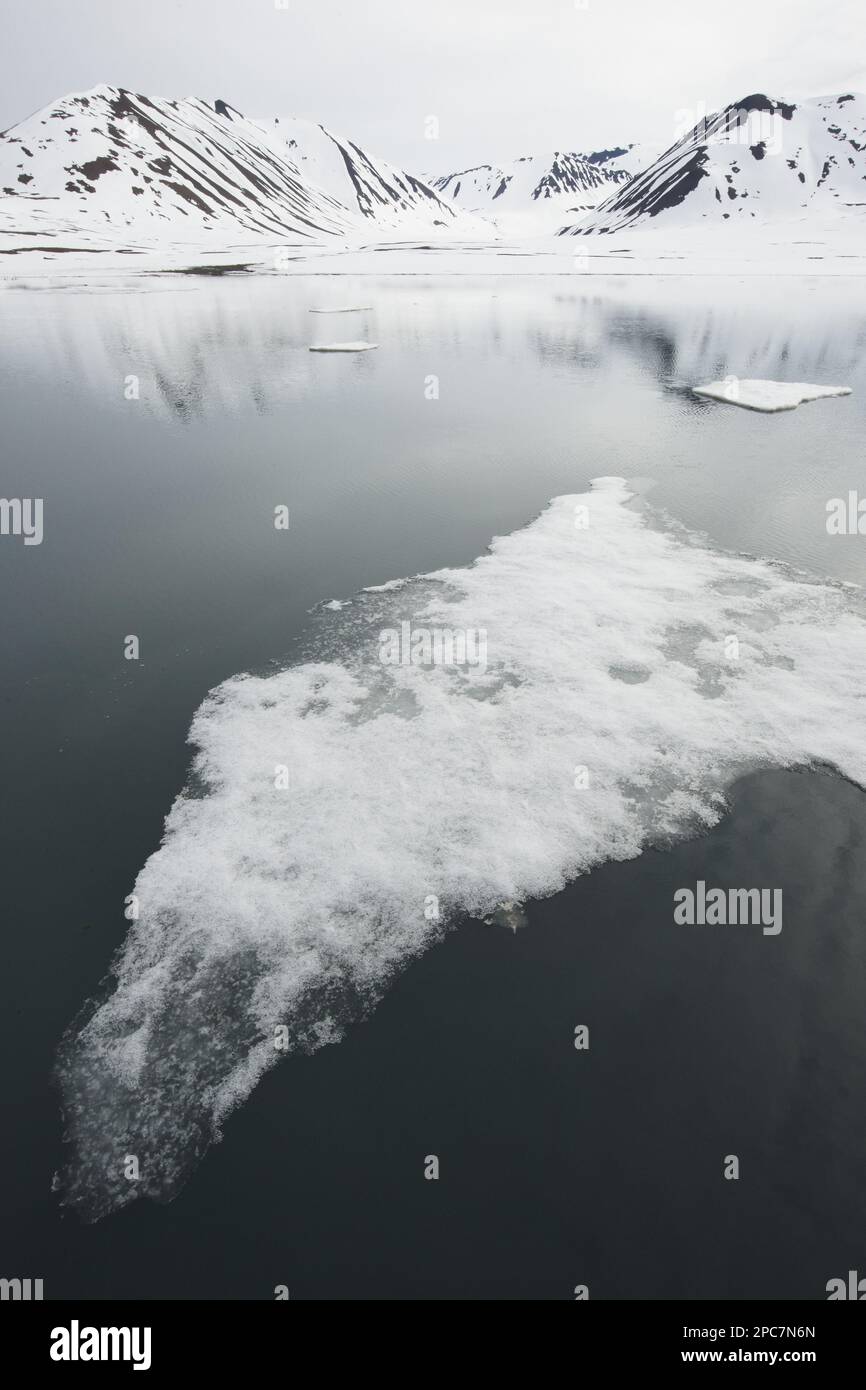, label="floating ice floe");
[692,378,852,412]
[308,341,379,352]
[56,477,866,1221]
